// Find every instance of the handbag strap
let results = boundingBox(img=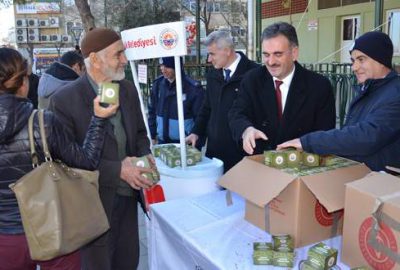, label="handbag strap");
[28,110,39,167]
[28,109,53,168]
[37,109,53,162]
